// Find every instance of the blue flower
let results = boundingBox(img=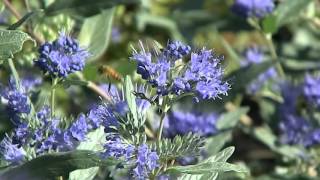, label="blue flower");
[163,41,191,60]
[164,110,219,138]
[12,123,29,146]
[0,135,25,164]
[133,144,159,179]
[0,78,31,124]
[303,74,320,108]
[131,42,229,100]
[102,135,134,159]
[241,47,276,94]
[231,0,275,18]
[35,33,89,77]
[68,114,88,141]
[278,82,320,147]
